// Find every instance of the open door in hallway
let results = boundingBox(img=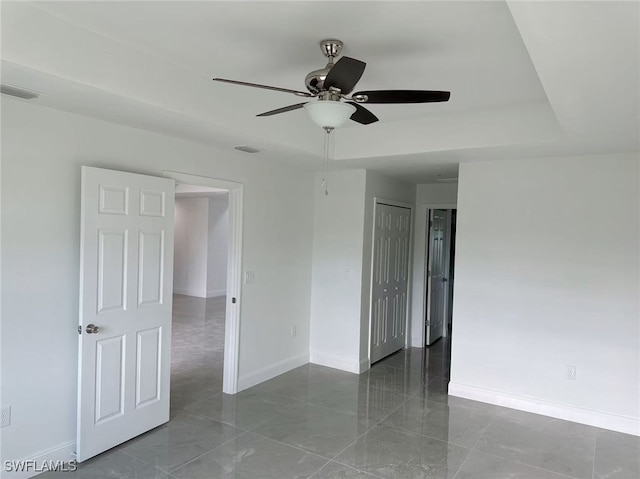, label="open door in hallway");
[425,209,450,345]
[370,202,411,364]
[77,167,175,461]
